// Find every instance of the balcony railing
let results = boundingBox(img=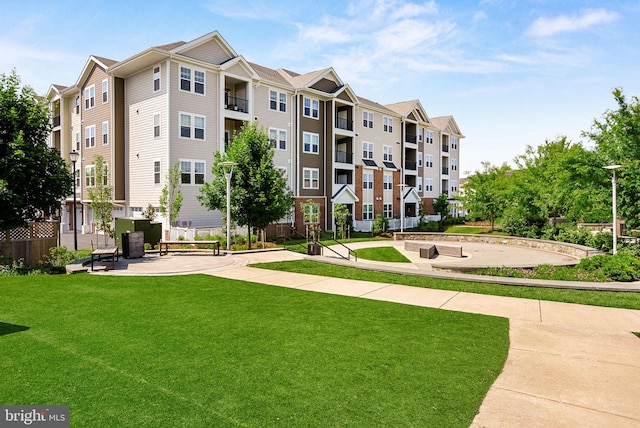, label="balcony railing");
[405,160,417,170]
[225,96,248,113]
[405,134,417,144]
[442,167,449,175]
[442,144,449,153]
[335,150,353,164]
[335,117,353,131]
